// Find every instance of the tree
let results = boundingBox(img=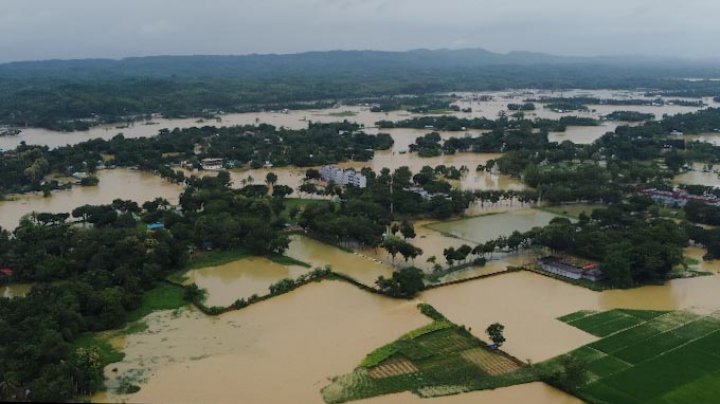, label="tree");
[400,219,416,239]
[486,322,506,347]
[375,266,425,298]
[601,244,633,288]
[545,356,589,392]
[266,172,278,186]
